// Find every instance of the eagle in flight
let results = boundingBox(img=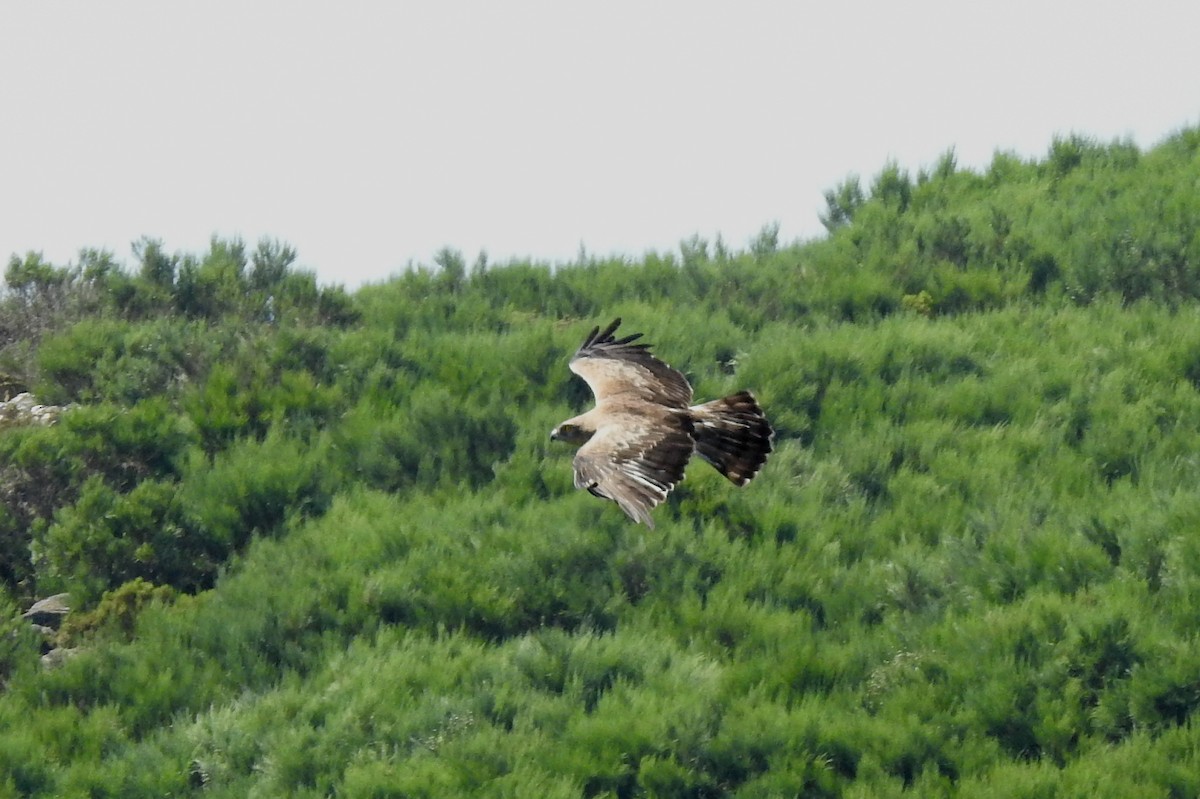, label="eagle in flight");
[550,318,774,527]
